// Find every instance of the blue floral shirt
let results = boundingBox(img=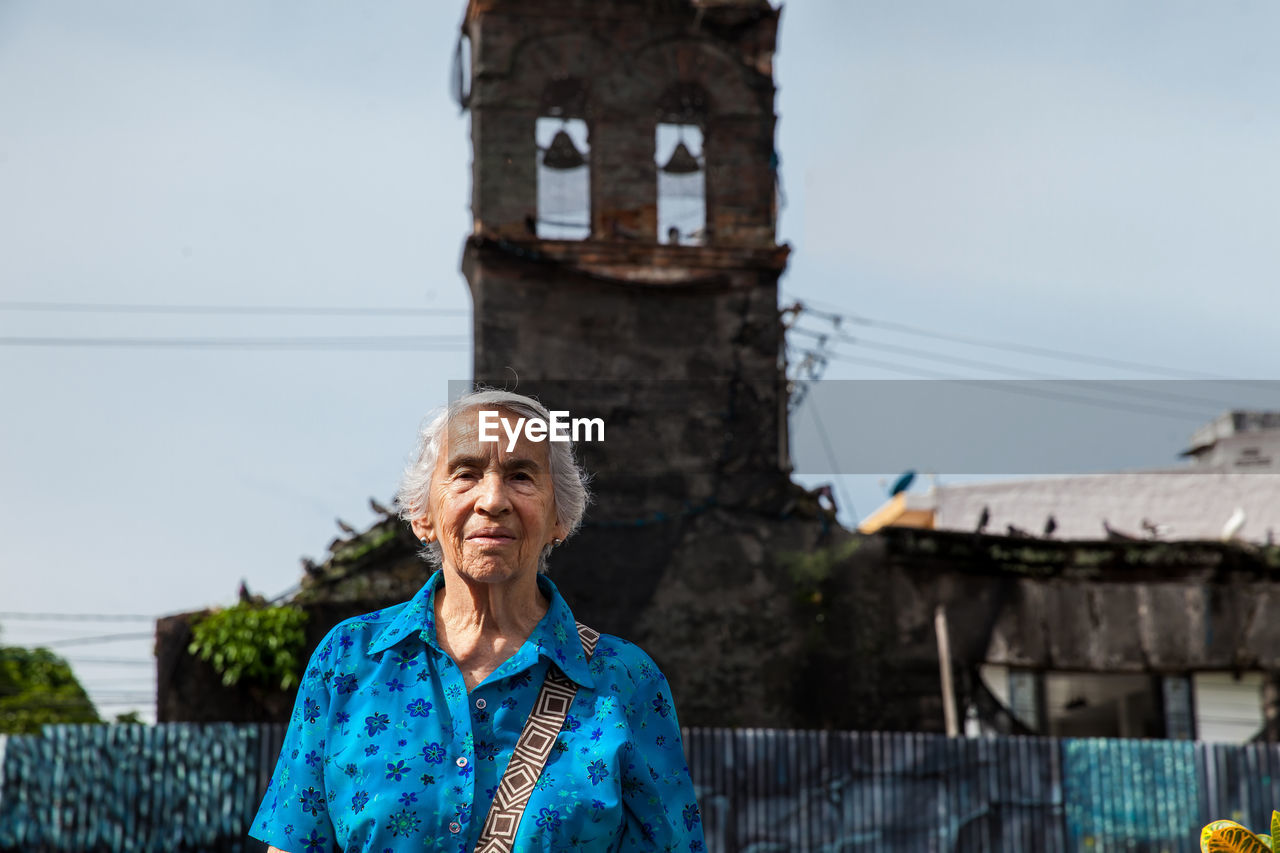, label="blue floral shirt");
[250,571,704,852]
